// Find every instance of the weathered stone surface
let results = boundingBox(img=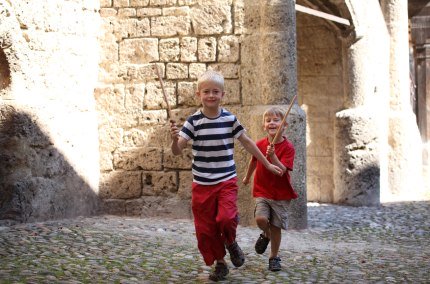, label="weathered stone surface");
[100,171,142,199]
[334,108,380,206]
[180,37,197,62]
[119,38,158,63]
[113,147,163,171]
[142,171,177,196]
[151,16,191,37]
[178,170,193,199]
[145,81,176,110]
[166,63,188,79]
[177,81,198,106]
[191,1,232,35]
[218,35,240,62]
[164,147,193,170]
[197,37,217,62]
[159,38,180,62]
